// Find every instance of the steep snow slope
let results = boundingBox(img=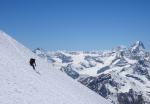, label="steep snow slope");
[0,31,111,104]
